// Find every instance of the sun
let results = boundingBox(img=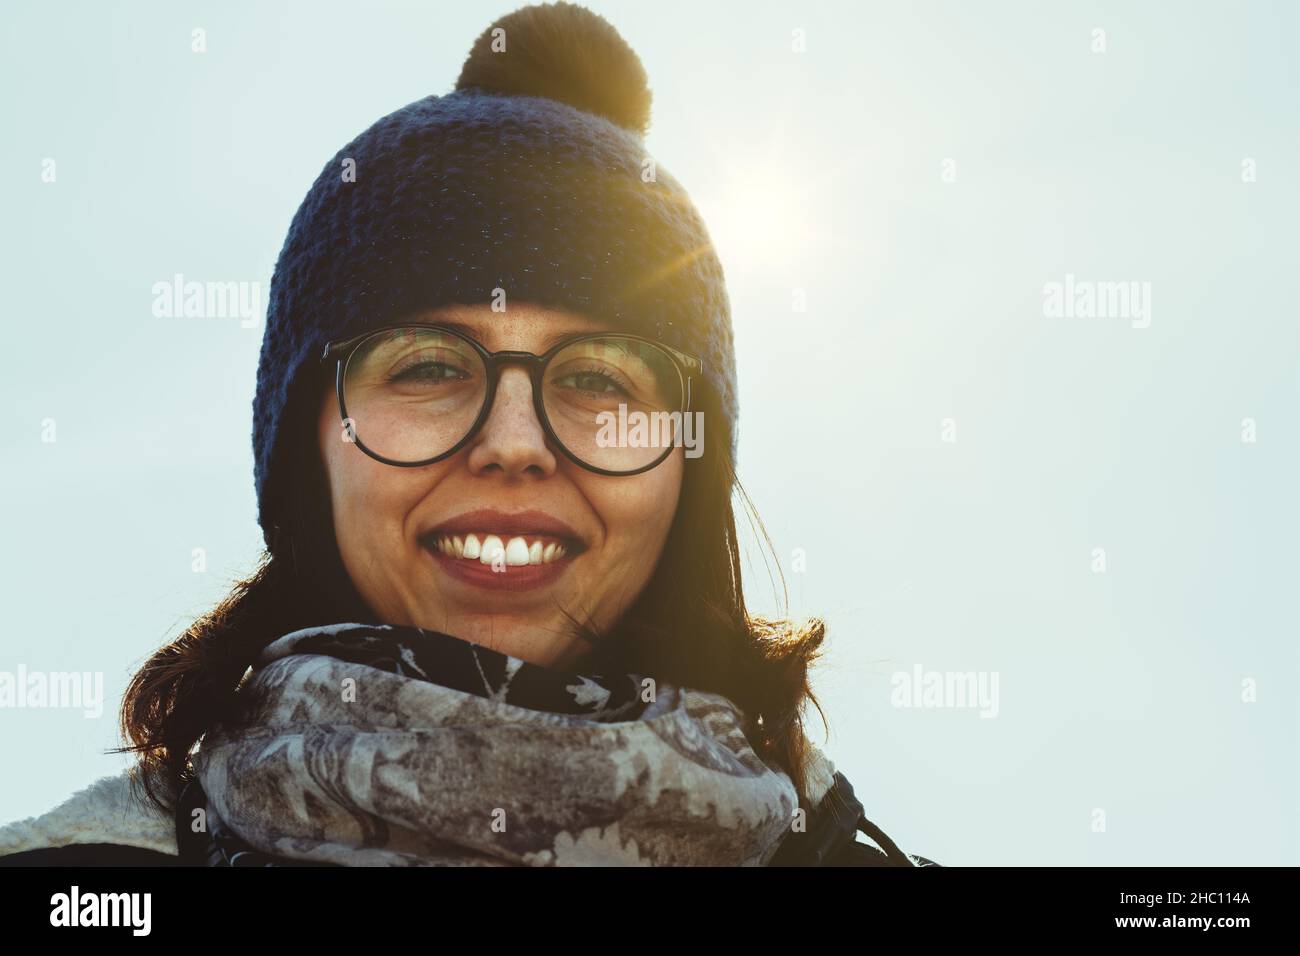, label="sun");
[697,156,820,276]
